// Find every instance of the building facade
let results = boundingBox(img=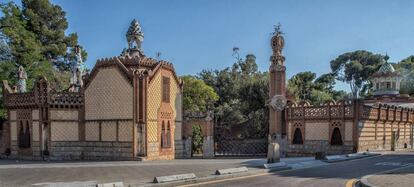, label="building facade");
[268,26,414,156]
[0,19,184,160]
